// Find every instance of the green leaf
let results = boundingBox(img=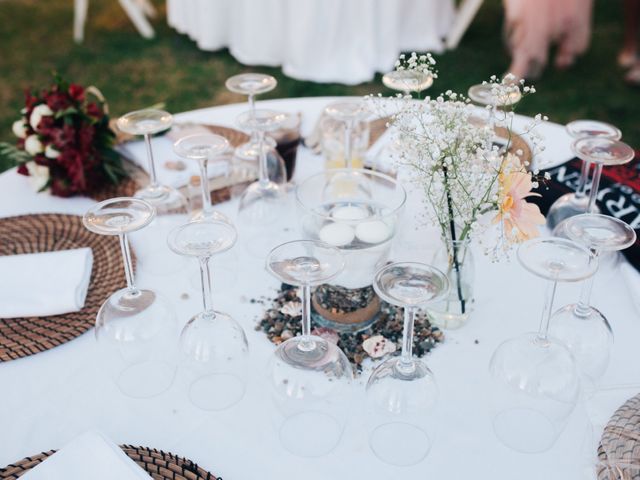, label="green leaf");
[0,142,31,167]
[55,107,78,119]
